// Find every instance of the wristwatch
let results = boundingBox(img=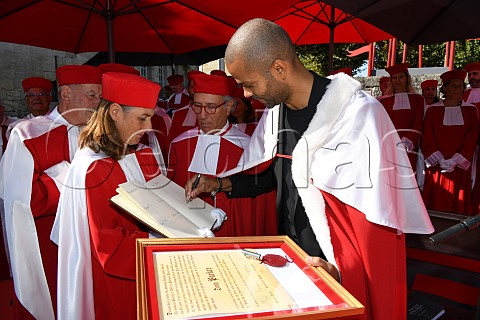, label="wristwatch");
[211,177,223,197]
